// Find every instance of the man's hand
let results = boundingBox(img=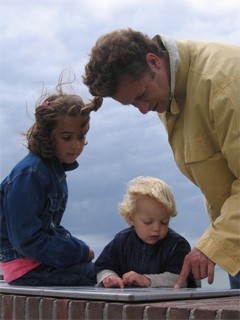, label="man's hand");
[102,275,124,288]
[174,247,215,288]
[122,271,151,287]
